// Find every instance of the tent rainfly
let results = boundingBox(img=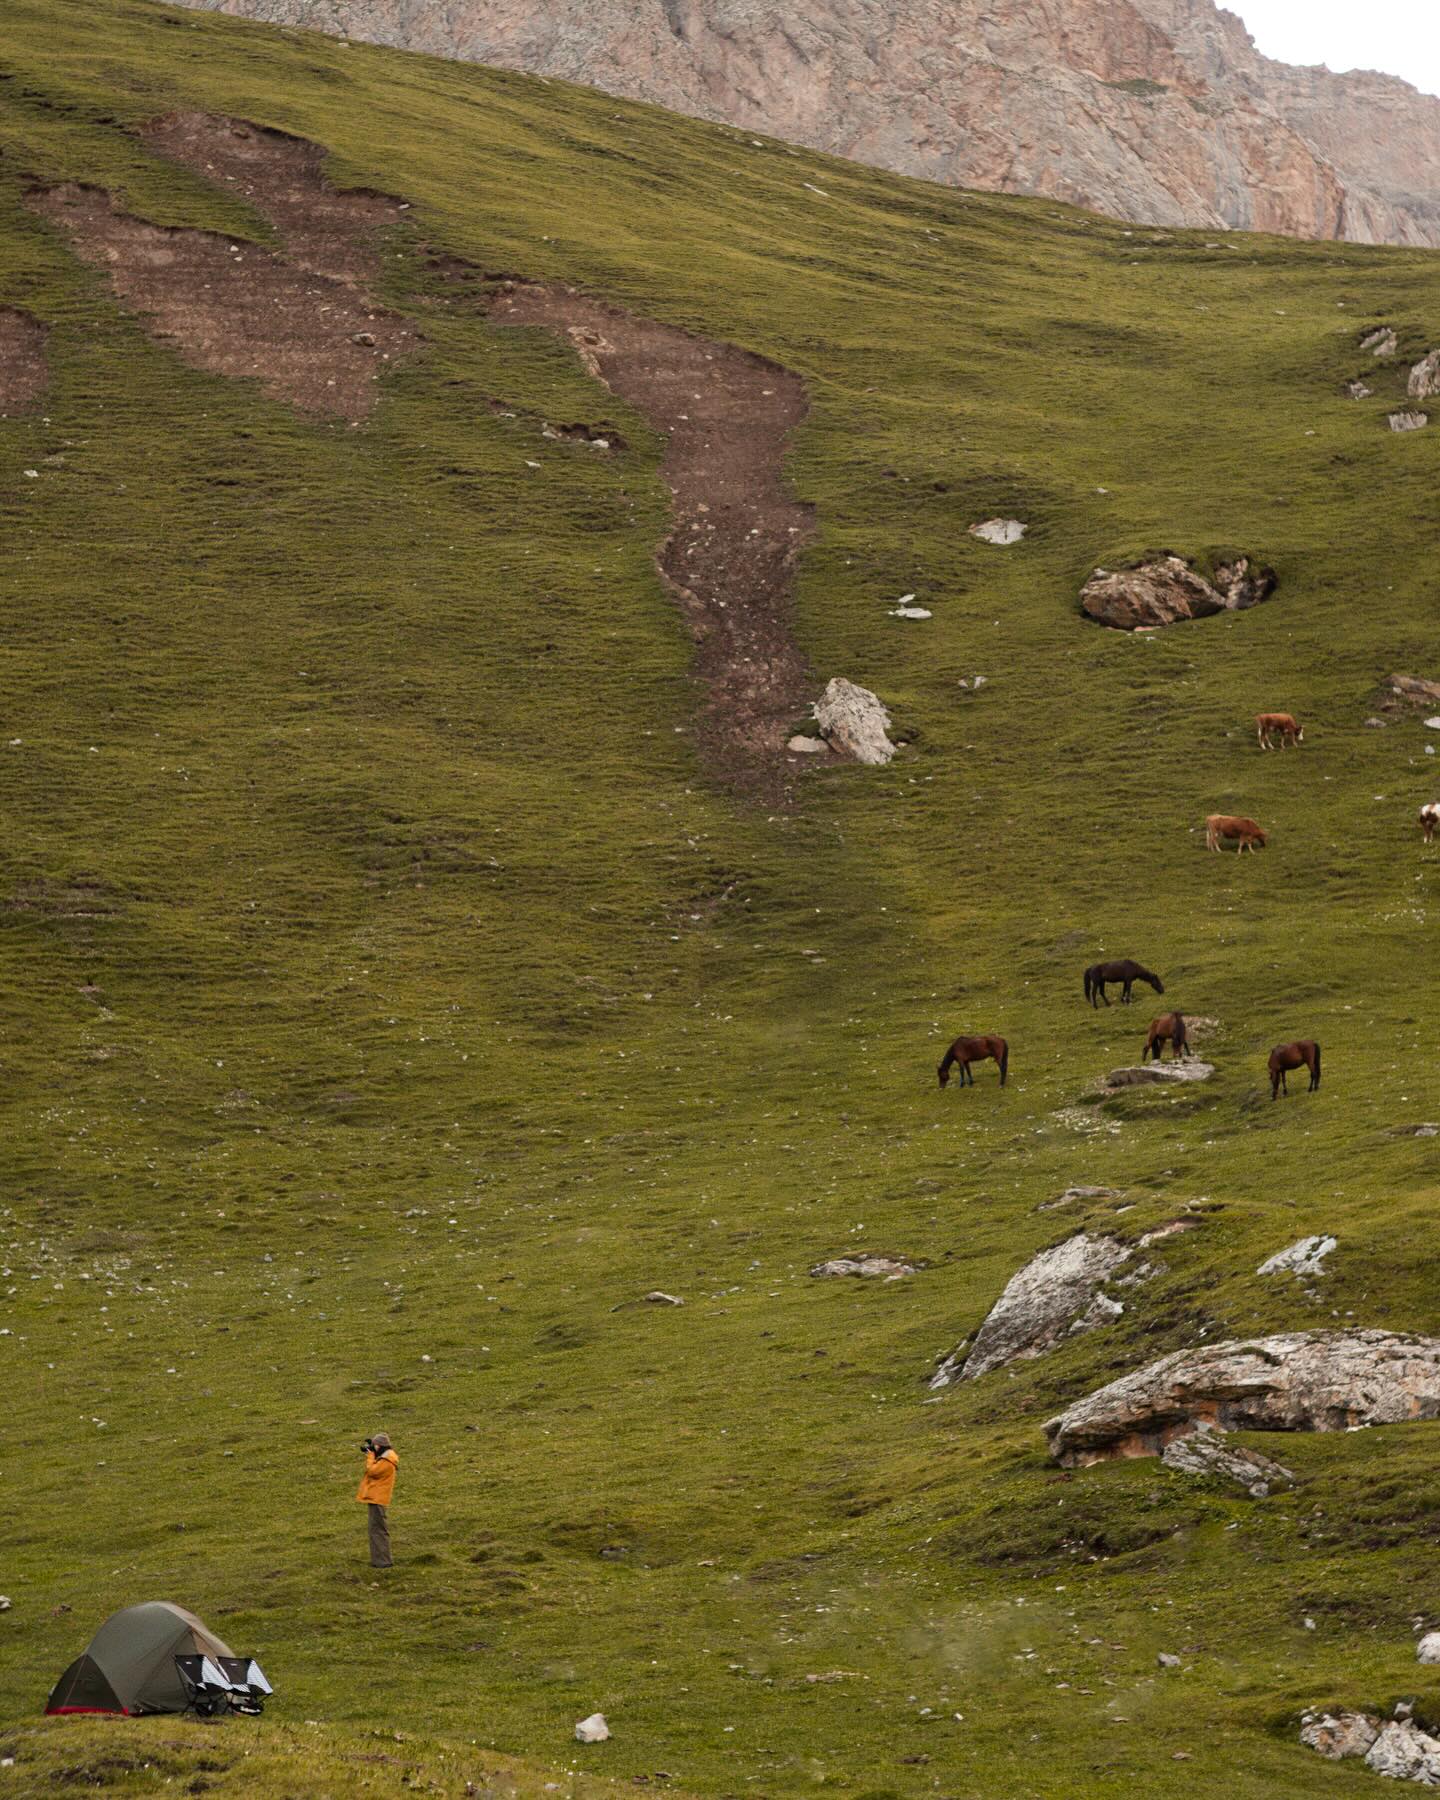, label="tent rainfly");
[45,1602,272,1717]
